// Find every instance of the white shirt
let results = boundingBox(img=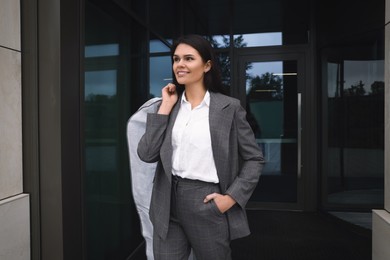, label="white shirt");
[171,91,219,183]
